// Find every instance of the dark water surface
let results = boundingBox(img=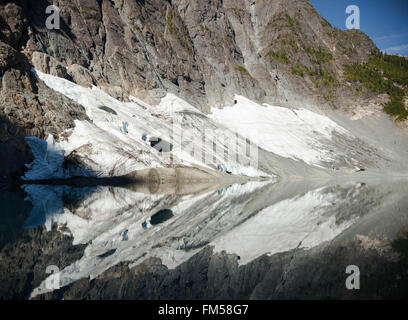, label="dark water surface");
[1,177,407,299]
